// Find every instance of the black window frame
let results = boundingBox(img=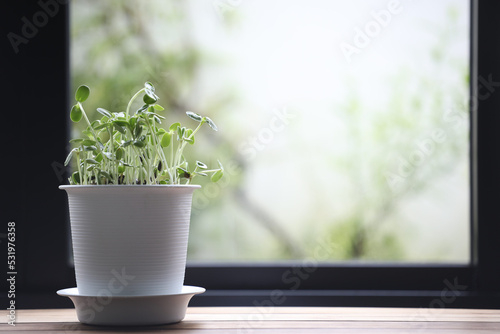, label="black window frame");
[3,0,500,309]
